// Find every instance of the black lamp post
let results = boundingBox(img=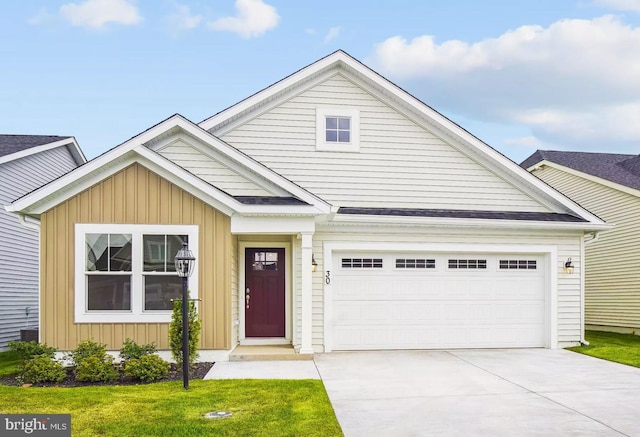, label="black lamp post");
[175,242,195,390]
